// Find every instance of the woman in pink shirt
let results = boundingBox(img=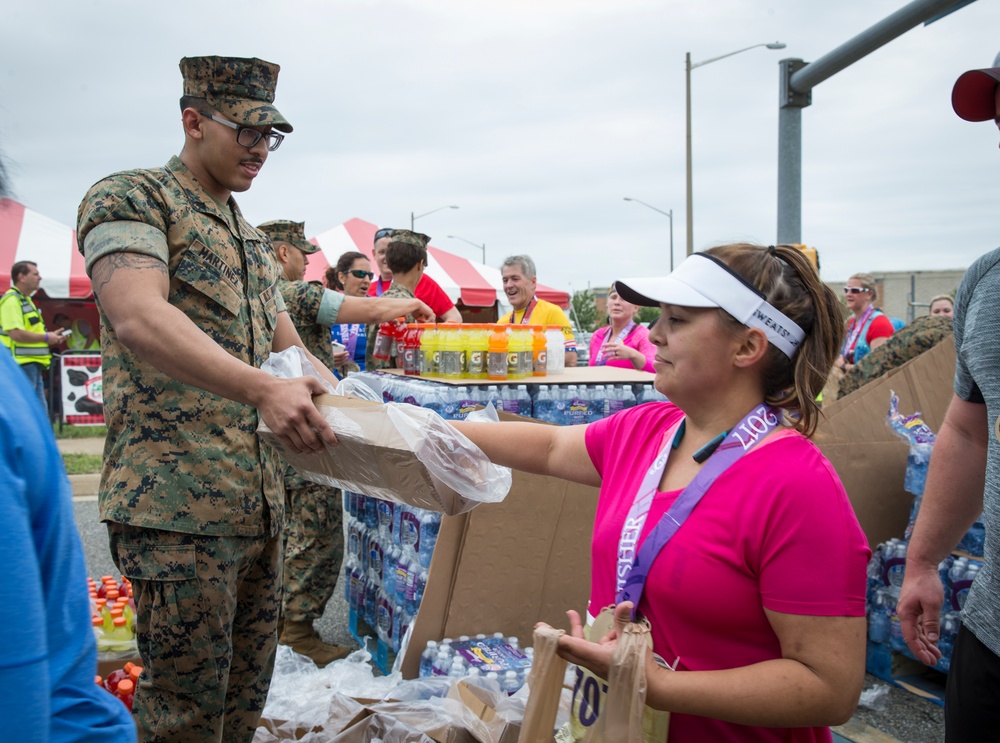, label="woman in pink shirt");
[589,288,656,372]
[456,243,870,742]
